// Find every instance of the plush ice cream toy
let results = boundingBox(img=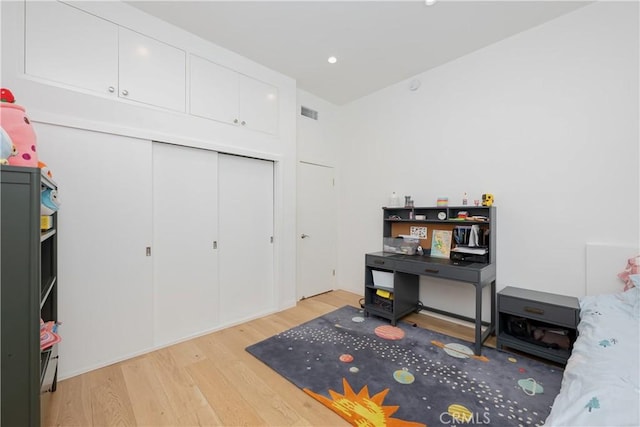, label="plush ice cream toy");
[1,127,18,165]
[0,88,38,167]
